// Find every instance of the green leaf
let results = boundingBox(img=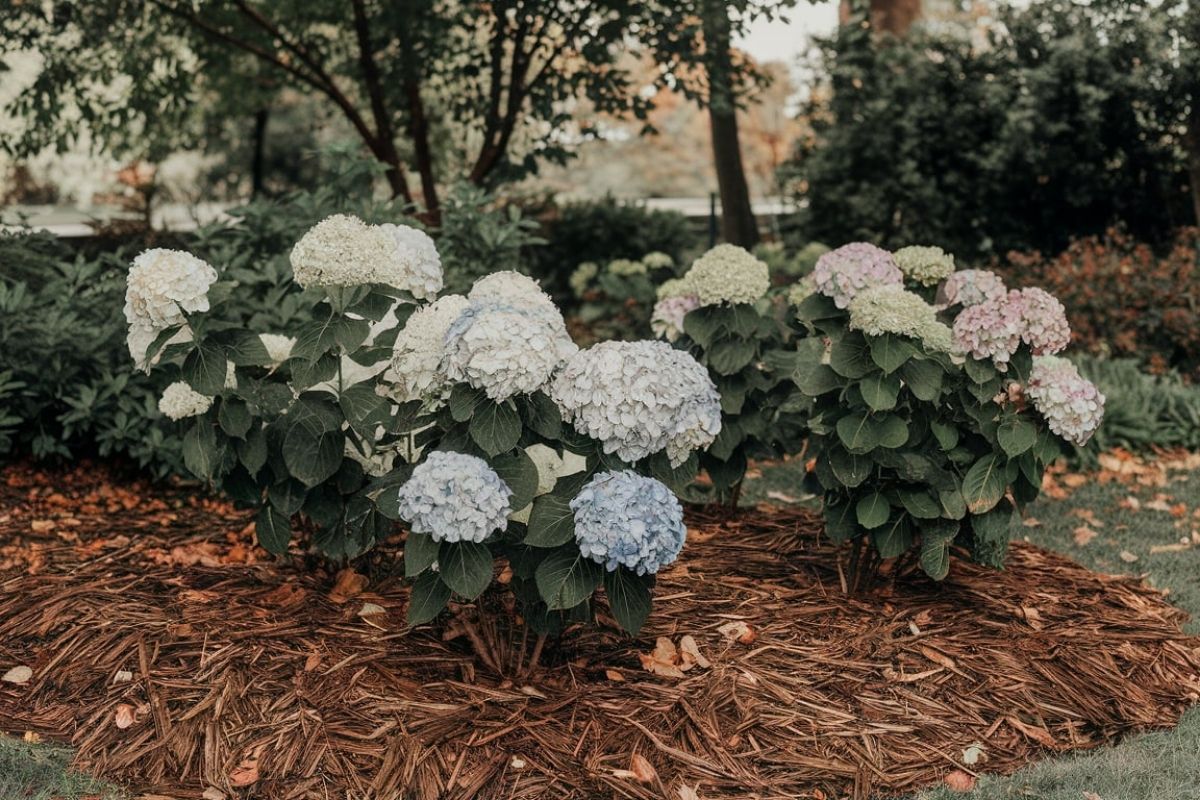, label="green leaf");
[830,448,872,488]
[469,401,522,456]
[256,505,291,555]
[824,498,861,543]
[291,314,341,361]
[869,334,918,374]
[837,413,878,453]
[283,426,343,487]
[930,420,960,451]
[997,416,1038,457]
[237,425,267,474]
[871,516,912,559]
[535,546,603,611]
[407,572,451,626]
[182,422,219,480]
[900,358,944,401]
[340,383,390,437]
[918,521,958,580]
[183,341,228,395]
[333,317,371,351]
[962,454,1007,514]
[939,488,967,520]
[269,480,307,515]
[830,334,874,379]
[964,357,996,384]
[438,541,494,600]
[524,493,576,547]
[875,414,909,449]
[682,306,720,348]
[899,490,941,519]
[794,292,842,323]
[856,492,890,529]
[490,449,540,511]
[795,364,843,396]
[708,338,757,375]
[218,398,252,439]
[972,498,1017,545]
[404,533,440,577]
[860,373,900,411]
[605,567,652,635]
[225,331,273,366]
[449,383,486,422]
